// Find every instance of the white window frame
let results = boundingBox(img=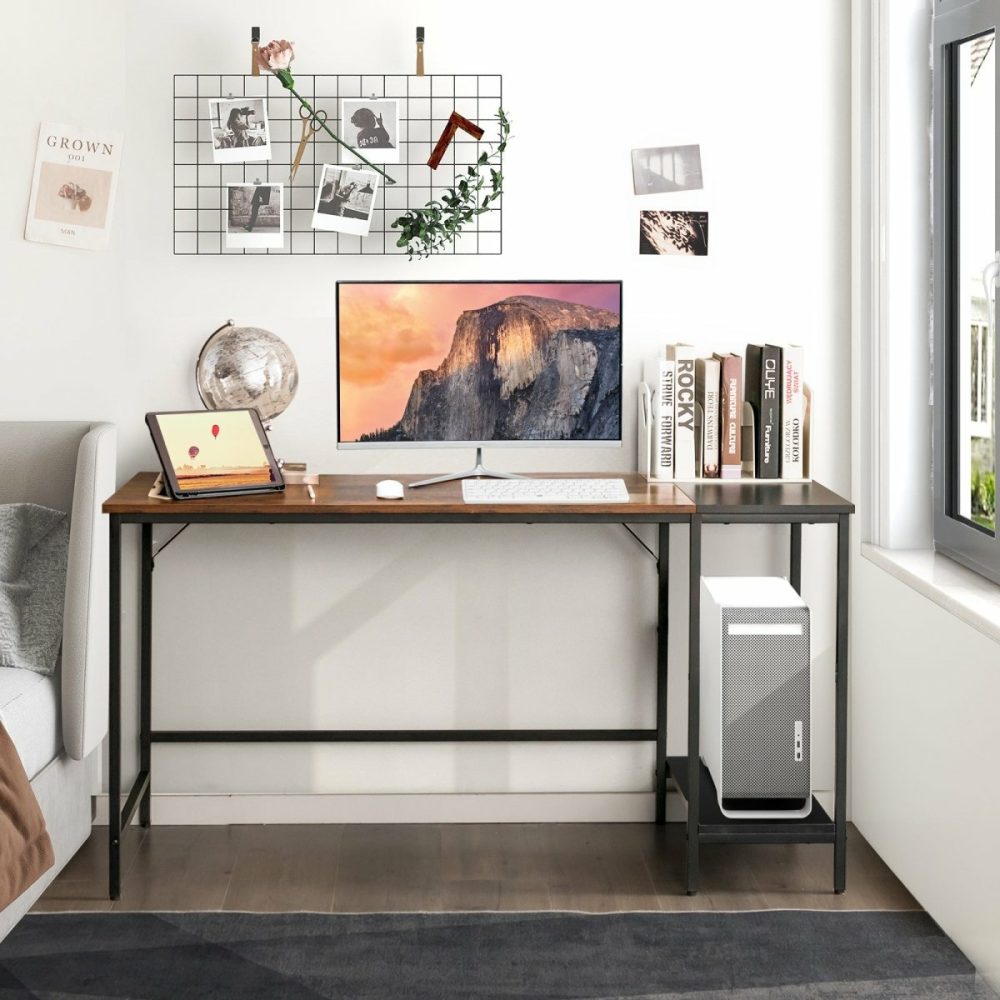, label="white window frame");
[931,0,1000,581]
